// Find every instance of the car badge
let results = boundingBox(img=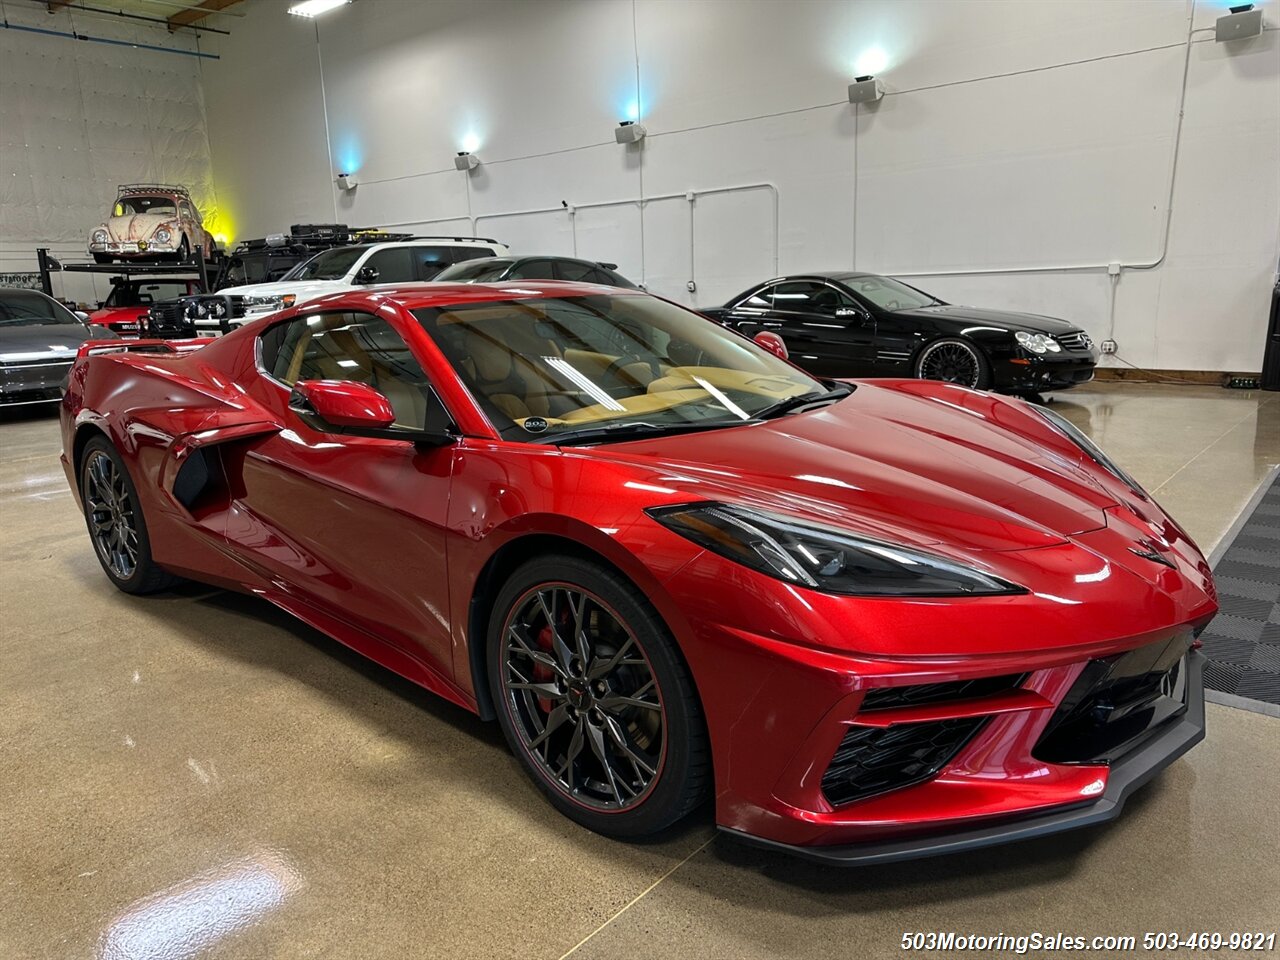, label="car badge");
[1129,541,1175,569]
[523,416,549,434]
